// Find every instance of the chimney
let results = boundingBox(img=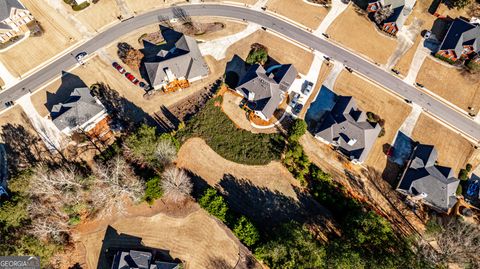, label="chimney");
[248,91,255,101]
